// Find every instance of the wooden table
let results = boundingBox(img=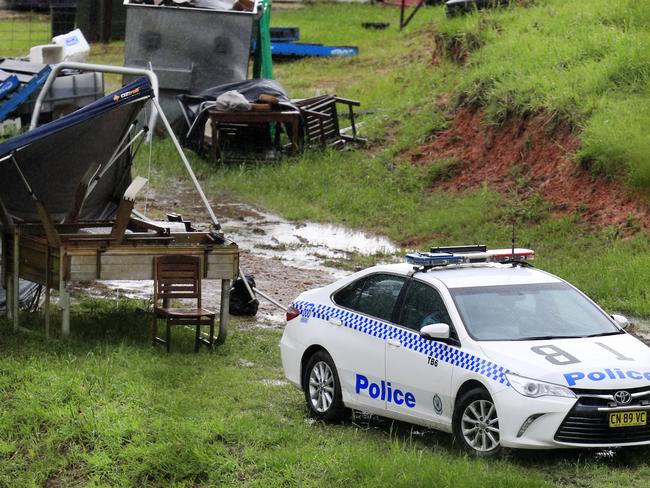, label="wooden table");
[207,109,302,164]
[3,223,239,342]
